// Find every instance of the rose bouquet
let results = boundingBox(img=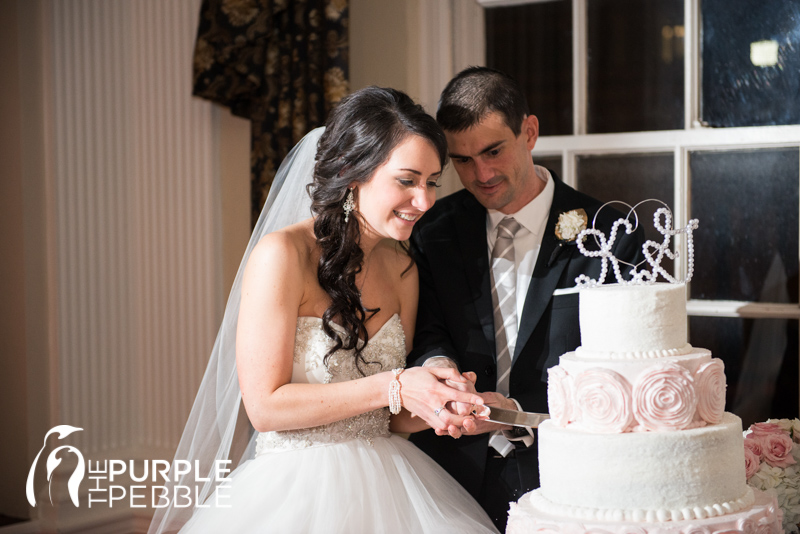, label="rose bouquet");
[744,418,800,533]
